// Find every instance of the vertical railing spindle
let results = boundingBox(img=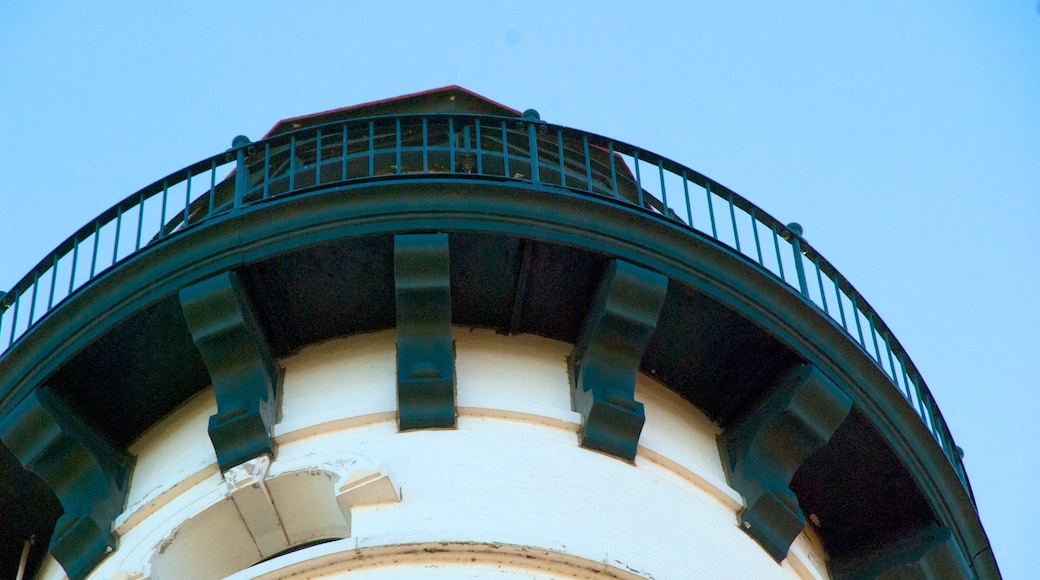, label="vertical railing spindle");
[682,171,692,227]
[706,182,718,239]
[814,257,828,313]
[557,129,566,186]
[315,130,323,185]
[582,137,592,193]
[658,159,668,216]
[475,119,483,174]
[47,254,58,310]
[633,150,644,208]
[728,195,741,253]
[526,119,539,182]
